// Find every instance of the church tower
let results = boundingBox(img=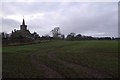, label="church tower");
[20,18,27,30]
